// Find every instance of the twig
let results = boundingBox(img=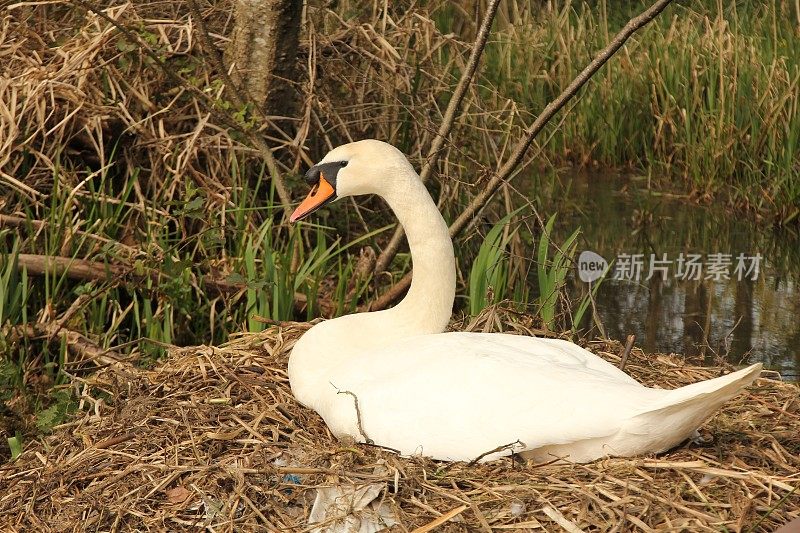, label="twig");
[94,433,135,450]
[250,316,302,328]
[372,0,502,275]
[186,0,243,107]
[468,439,524,466]
[335,388,373,444]
[14,322,126,367]
[56,294,92,330]
[619,334,636,372]
[369,0,675,310]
